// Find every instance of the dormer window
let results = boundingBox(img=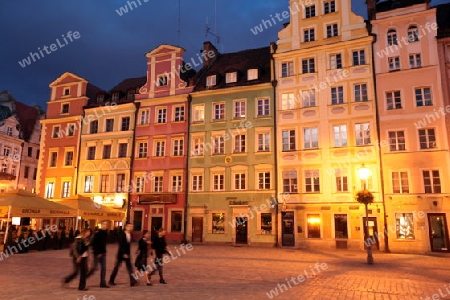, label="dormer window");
[226,72,237,83]
[247,69,258,81]
[96,94,104,103]
[157,75,168,87]
[206,75,217,87]
[61,103,69,114]
[63,87,70,96]
[127,90,135,101]
[112,92,120,101]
